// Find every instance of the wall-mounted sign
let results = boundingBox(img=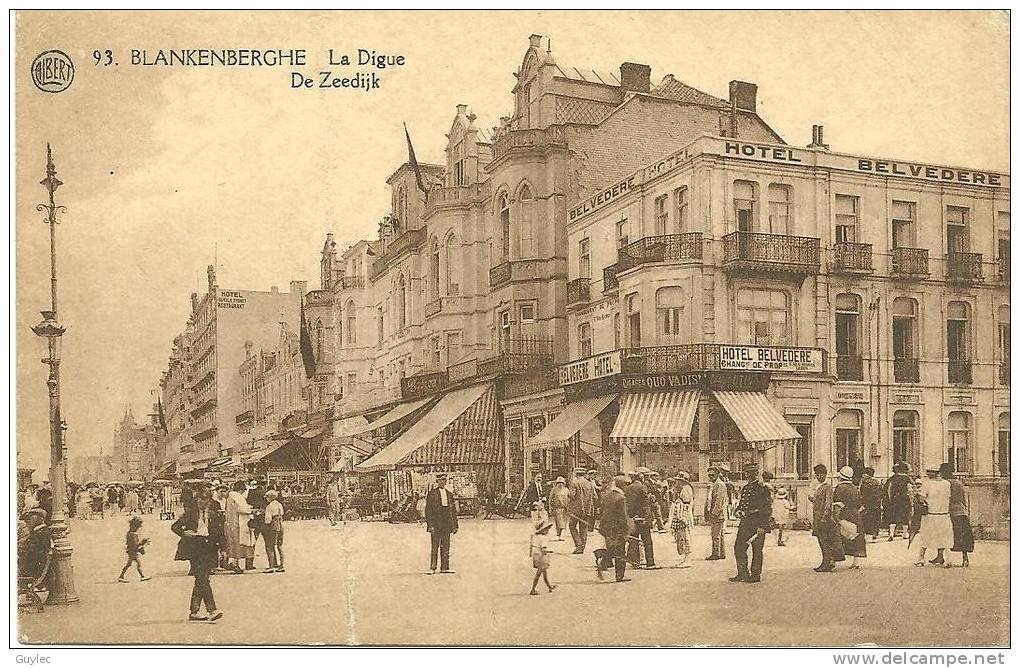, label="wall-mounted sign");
[400,370,448,399]
[834,390,869,403]
[719,345,824,373]
[724,141,803,164]
[946,392,976,405]
[527,415,547,438]
[568,176,636,223]
[703,371,770,392]
[217,290,246,310]
[892,394,921,404]
[856,159,1002,187]
[559,350,622,386]
[621,373,701,391]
